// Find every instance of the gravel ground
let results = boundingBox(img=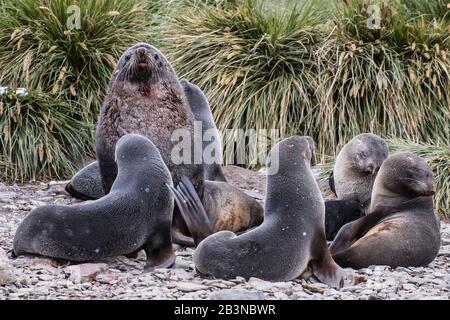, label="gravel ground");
[0,166,449,300]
